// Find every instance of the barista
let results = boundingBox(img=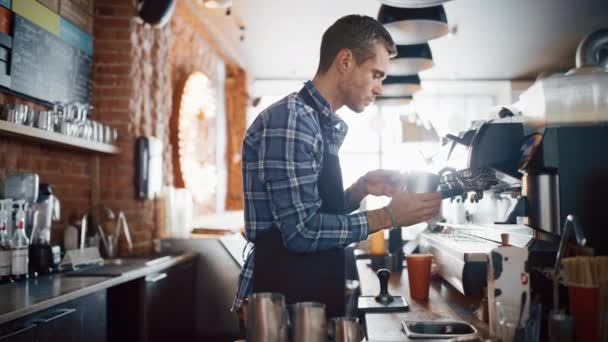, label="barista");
[232,14,442,320]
